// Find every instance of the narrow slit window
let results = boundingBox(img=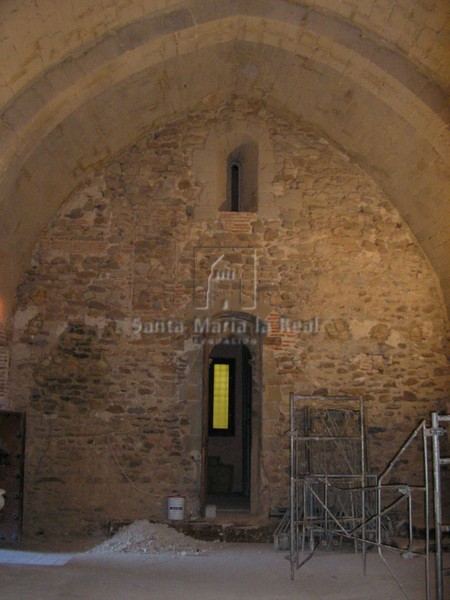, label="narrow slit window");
[230,163,240,212]
[209,359,235,435]
[223,142,258,213]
